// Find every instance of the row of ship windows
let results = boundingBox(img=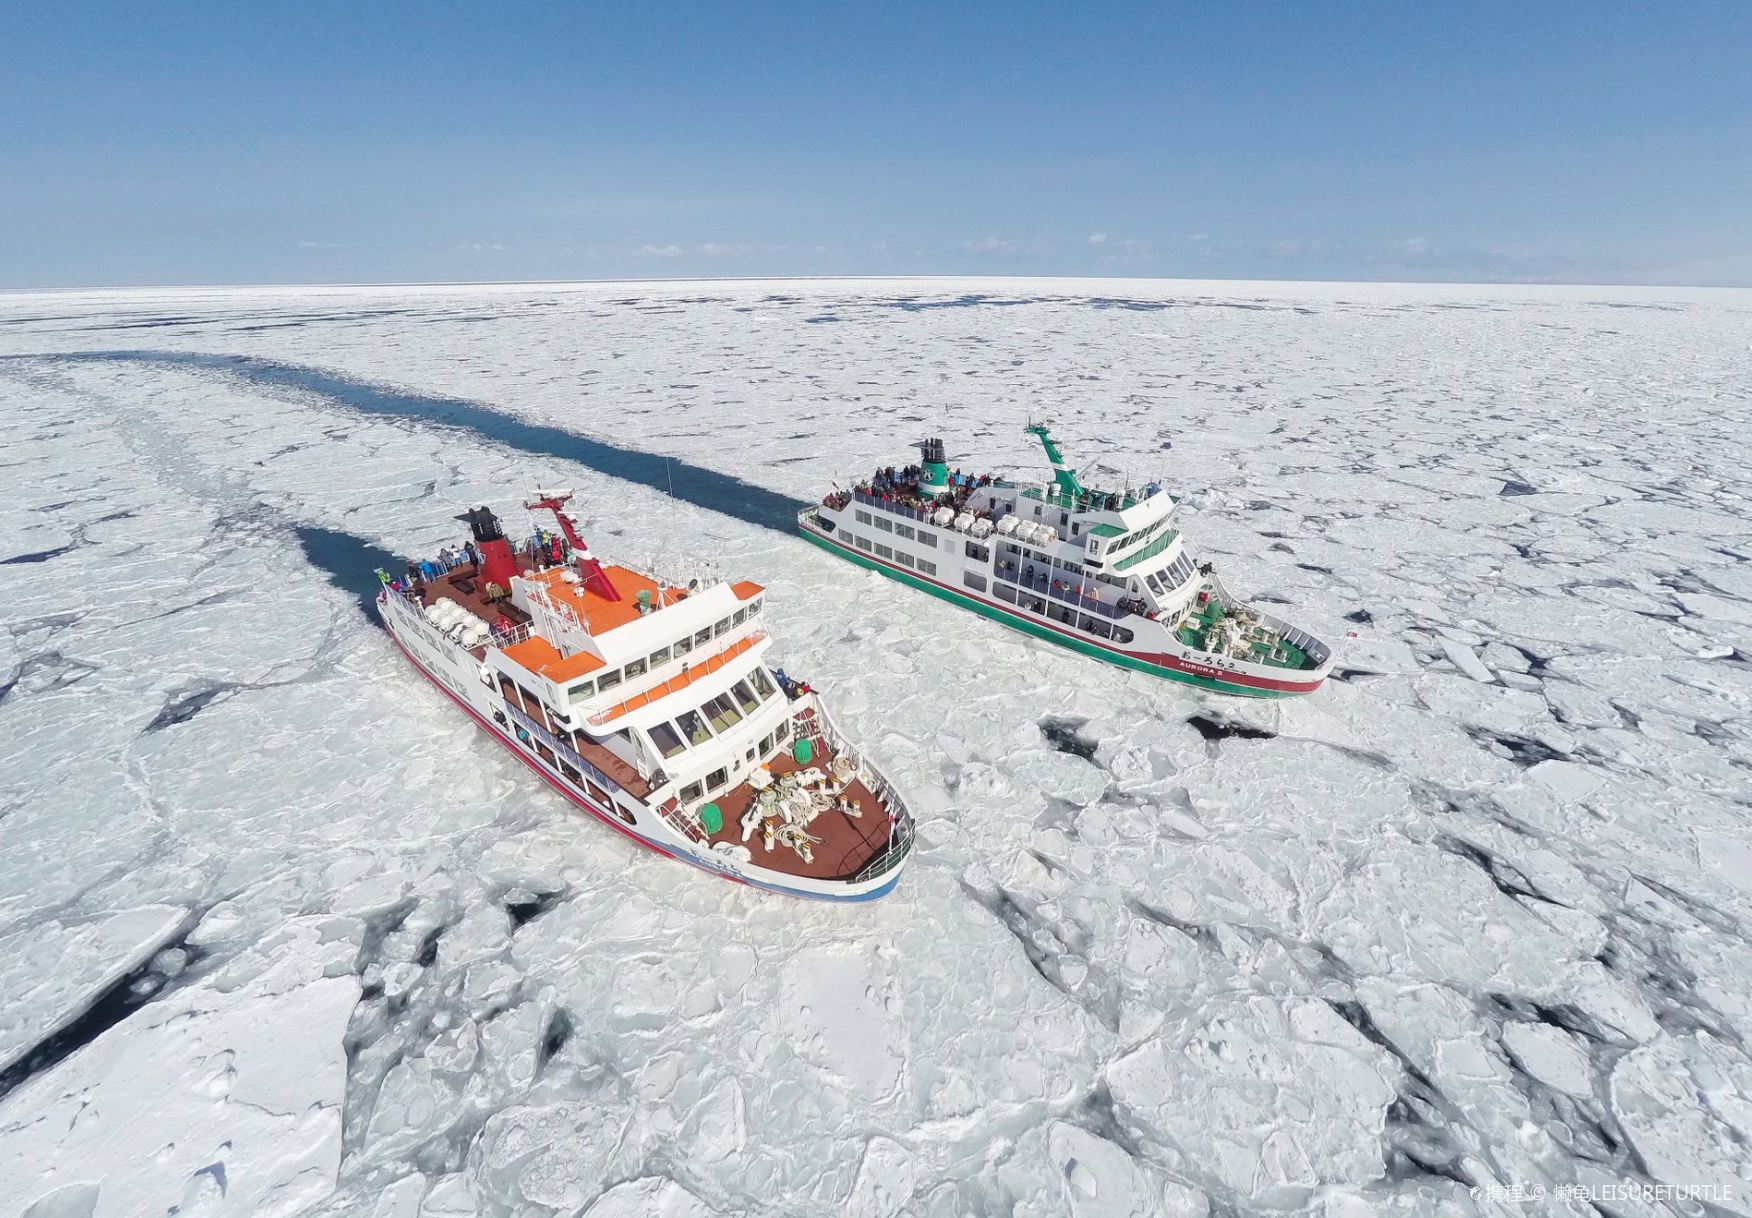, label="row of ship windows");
[989,581,1137,643]
[676,720,794,806]
[849,534,938,577]
[1144,553,1198,594]
[494,706,641,827]
[1106,515,1171,556]
[853,509,940,548]
[565,599,763,702]
[645,667,781,759]
[999,540,1130,590]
